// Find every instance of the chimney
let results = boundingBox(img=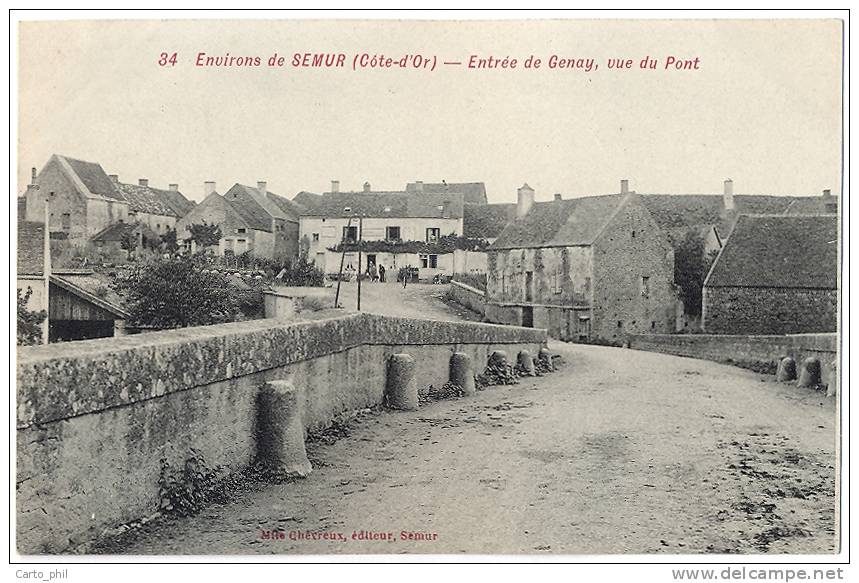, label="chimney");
[620,179,629,194]
[331,180,340,193]
[415,180,424,192]
[108,174,119,183]
[822,188,832,199]
[257,181,267,195]
[204,181,216,196]
[363,181,371,193]
[138,178,149,187]
[554,193,562,201]
[168,183,179,192]
[517,183,535,219]
[723,178,735,210]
